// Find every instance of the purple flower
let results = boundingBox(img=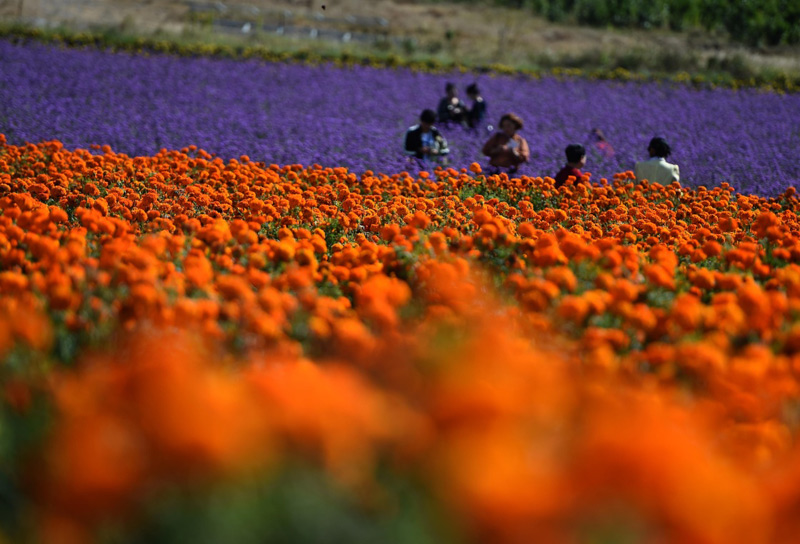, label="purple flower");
[1,39,799,196]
